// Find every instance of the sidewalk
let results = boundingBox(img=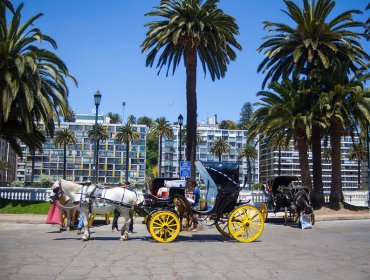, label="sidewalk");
[0,211,369,224]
